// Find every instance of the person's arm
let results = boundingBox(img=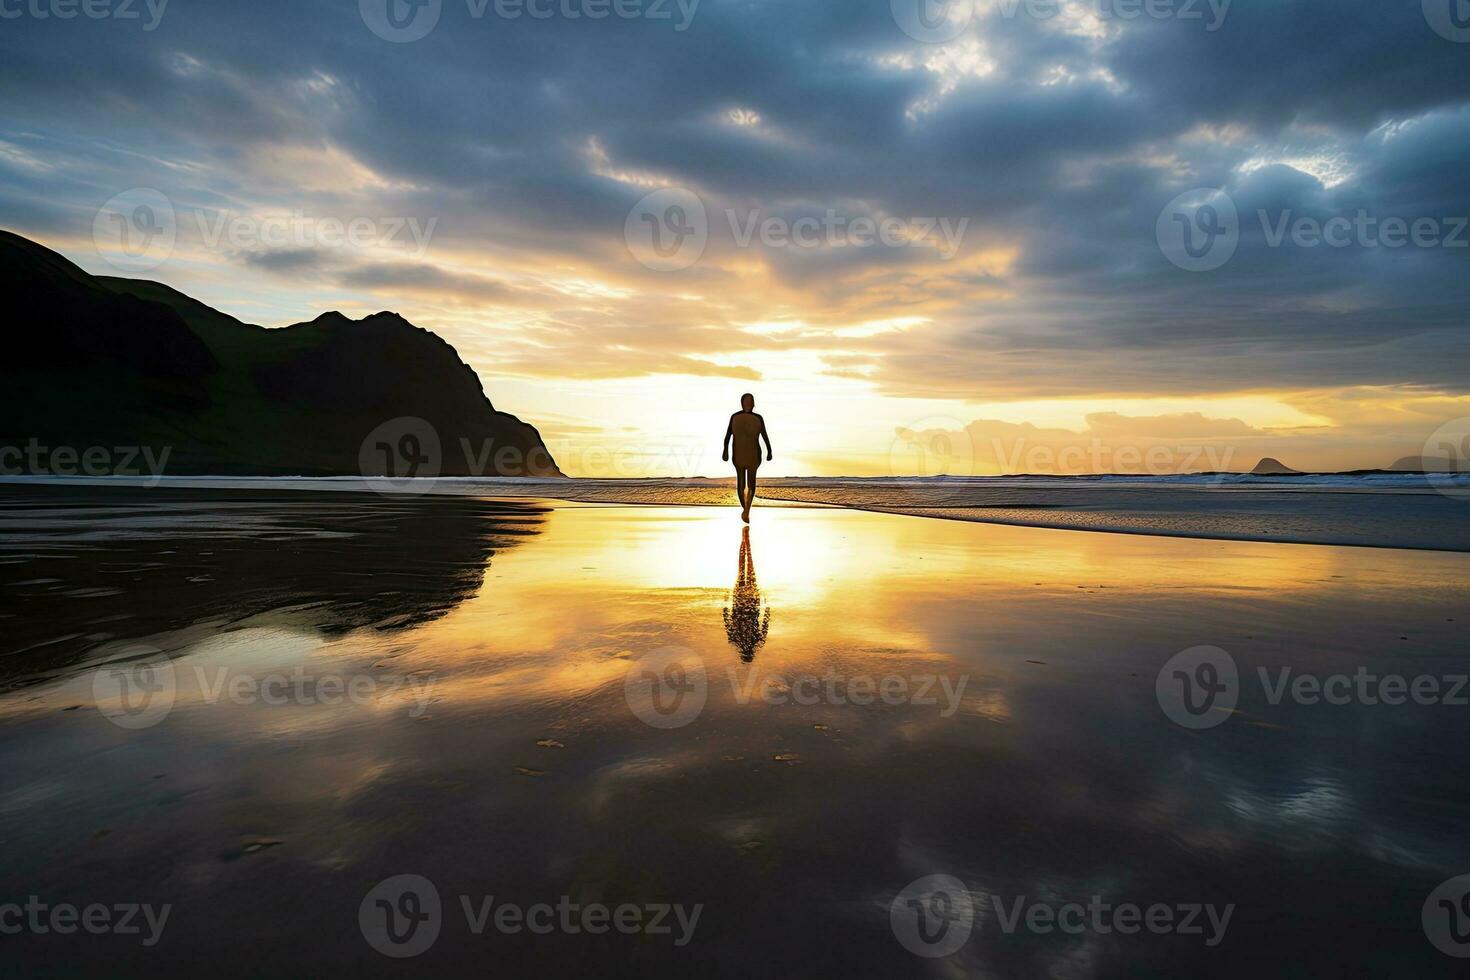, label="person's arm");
[722,416,733,462]
[760,416,773,461]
